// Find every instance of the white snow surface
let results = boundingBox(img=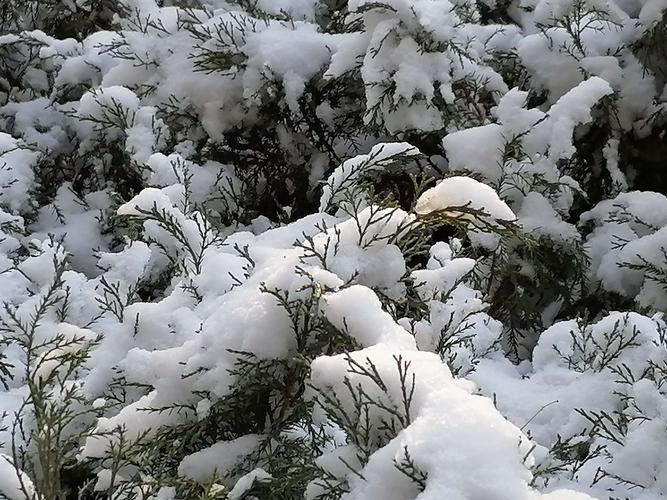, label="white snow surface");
[1,0,666,498]
[415,176,516,221]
